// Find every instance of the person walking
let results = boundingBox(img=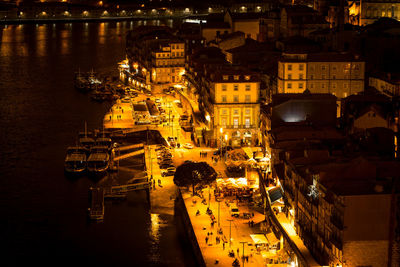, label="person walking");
[205,236,208,244]
[223,242,225,250]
